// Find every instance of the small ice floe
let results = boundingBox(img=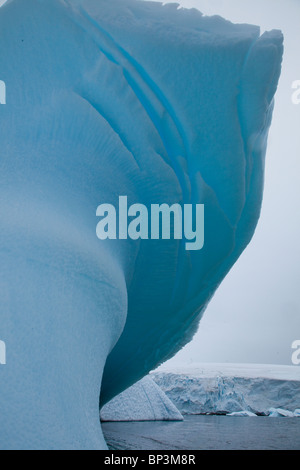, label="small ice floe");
[268,408,296,418]
[227,411,257,417]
